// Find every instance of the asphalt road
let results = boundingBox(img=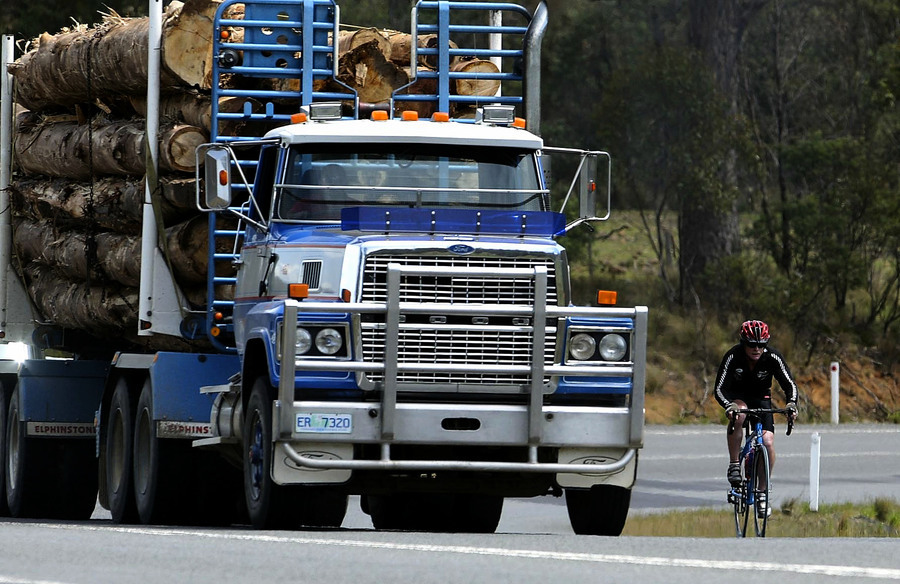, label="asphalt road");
[0,423,895,584]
